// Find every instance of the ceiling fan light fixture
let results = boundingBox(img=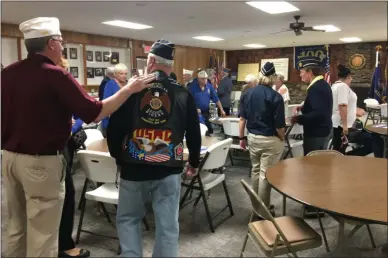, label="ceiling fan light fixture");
[246,1,299,14]
[339,37,362,42]
[193,36,224,41]
[313,25,341,32]
[243,44,266,48]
